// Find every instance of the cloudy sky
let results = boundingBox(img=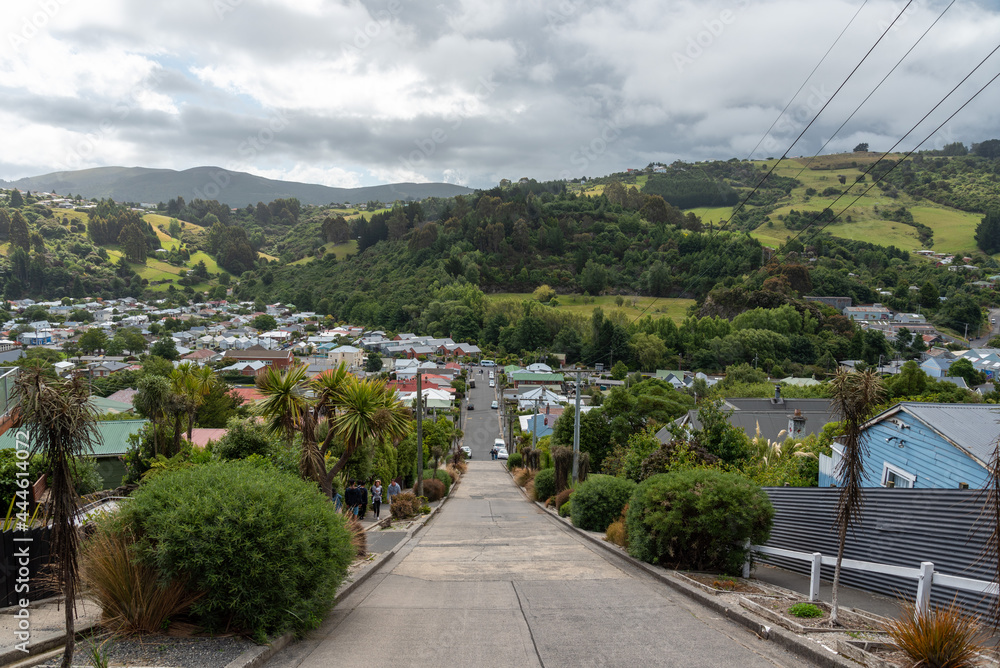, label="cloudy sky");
[2,0,999,189]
